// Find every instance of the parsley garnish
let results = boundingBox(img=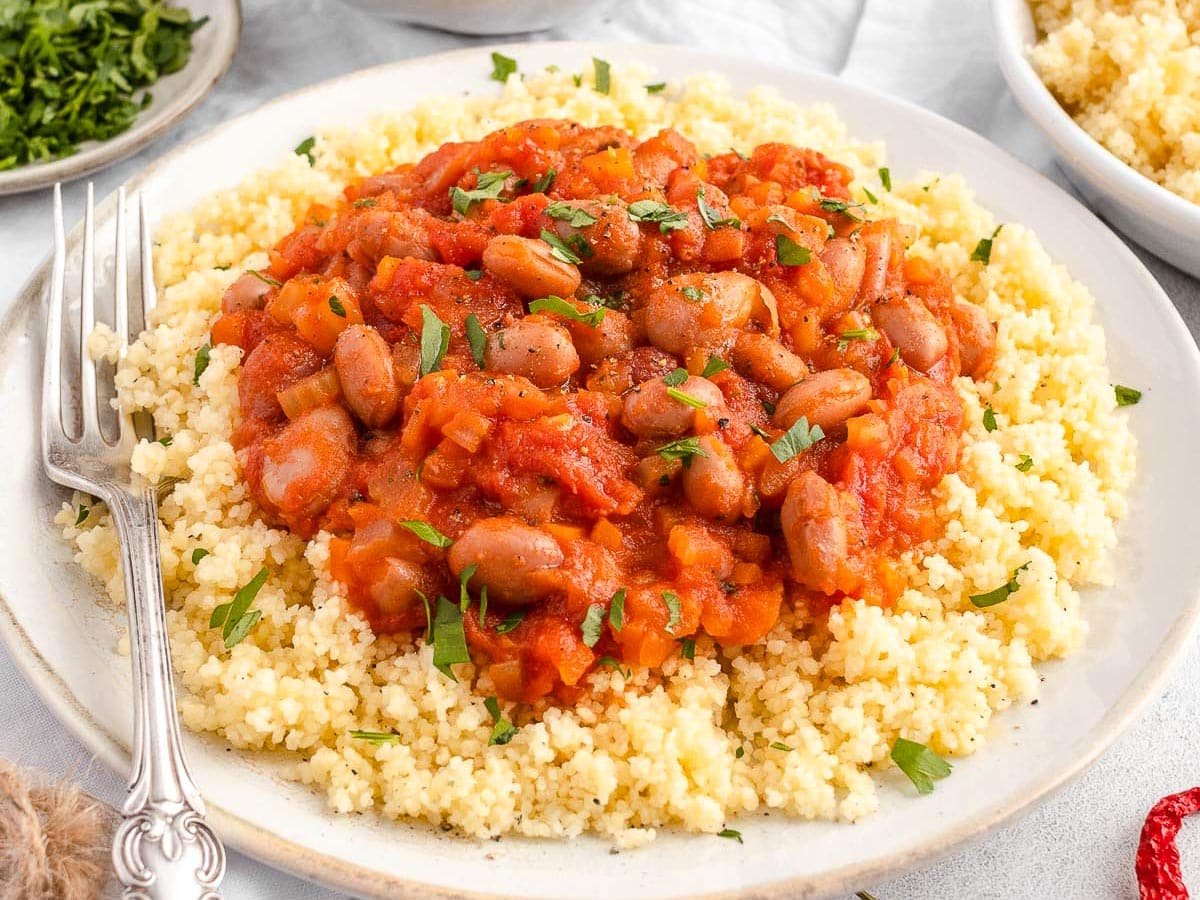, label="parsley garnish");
[592,57,611,94]
[627,199,688,233]
[328,295,346,318]
[862,186,879,204]
[597,656,631,677]
[531,169,556,194]
[545,202,598,228]
[465,268,484,282]
[210,567,268,650]
[418,305,450,378]
[818,197,863,220]
[696,187,740,230]
[349,730,400,744]
[879,167,892,191]
[1115,384,1142,406]
[680,637,696,660]
[248,270,281,288]
[450,169,511,216]
[680,285,704,302]
[540,228,589,264]
[485,696,517,746]
[717,828,743,844]
[496,609,525,634]
[775,234,812,266]
[581,603,605,648]
[891,738,952,794]
[193,343,211,386]
[770,741,793,752]
[662,591,682,634]
[701,356,729,378]
[662,367,688,387]
[431,596,470,680]
[734,746,745,759]
[1015,454,1033,472]
[969,563,1030,608]
[157,434,173,447]
[490,51,517,82]
[971,225,1003,265]
[666,387,708,409]
[73,503,90,526]
[465,313,487,368]
[294,136,316,165]
[191,548,209,565]
[528,295,605,327]
[837,327,878,351]
[353,198,377,208]
[656,437,706,464]
[982,406,998,432]
[609,589,626,631]
[398,520,453,549]
[769,417,824,462]
[645,82,667,93]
